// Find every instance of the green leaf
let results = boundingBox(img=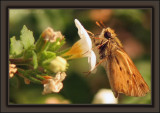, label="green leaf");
[10,36,23,57]
[32,51,38,69]
[23,49,33,59]
[20,25,35,50]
